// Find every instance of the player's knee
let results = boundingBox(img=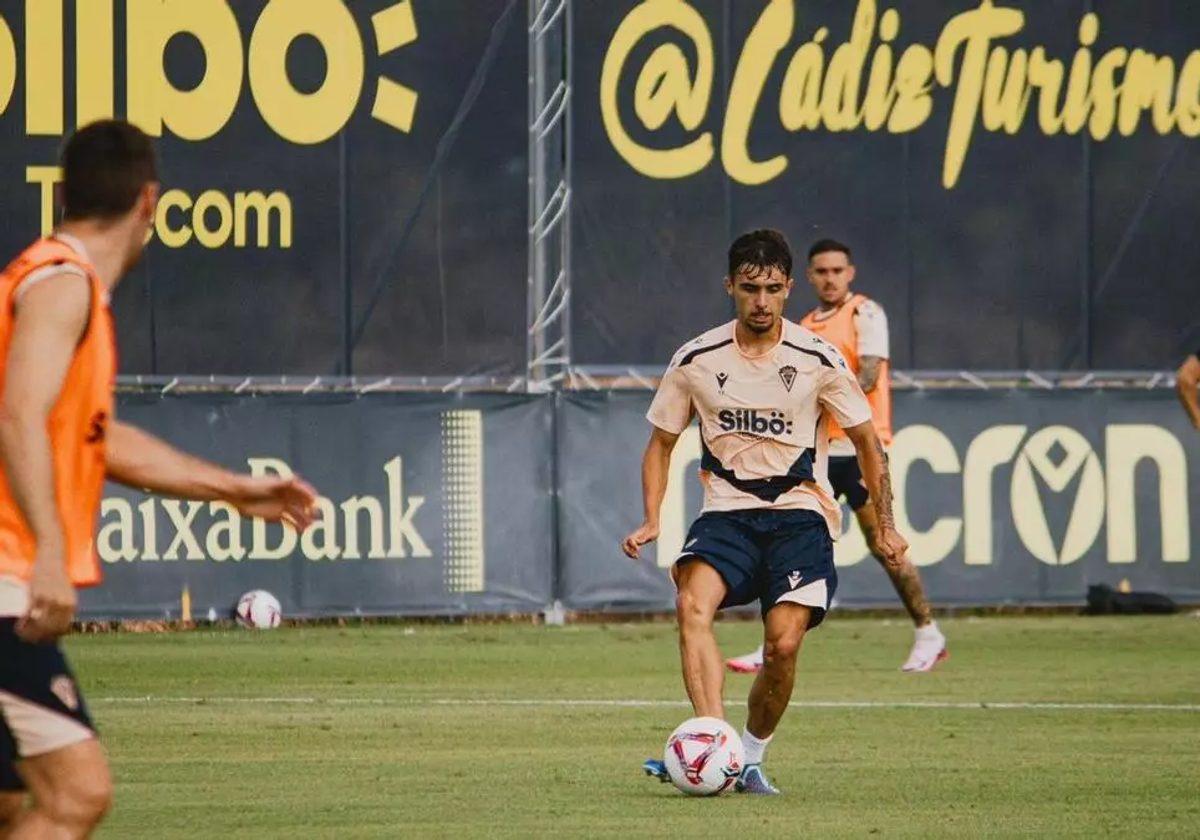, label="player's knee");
[675,588,714,631]
[75,769,113,827]
[762,632,804,667]
[36,768,112,831]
